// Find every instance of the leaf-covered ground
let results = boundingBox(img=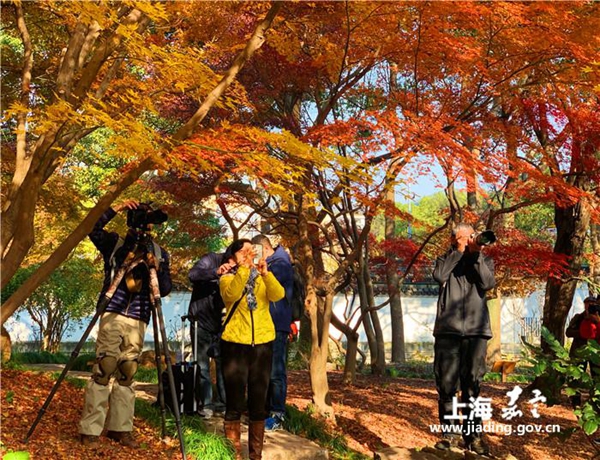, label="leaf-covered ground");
[0,369,182,460]
[1,368,598,459]
[286,370,599,460]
